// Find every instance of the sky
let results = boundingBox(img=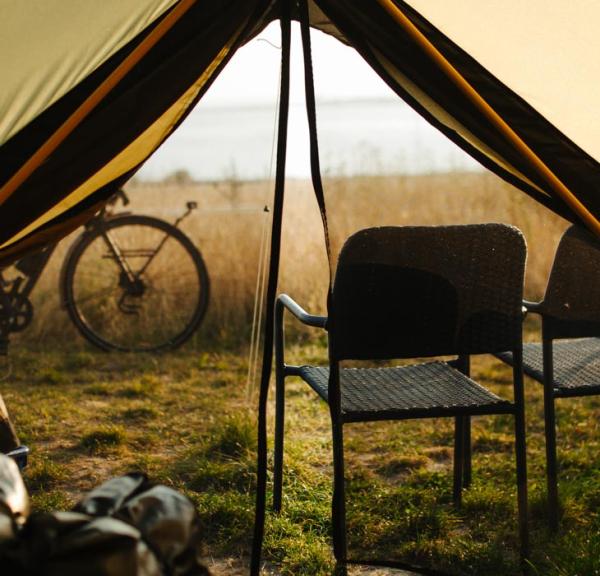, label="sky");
[200,21,398,107]
[138,22,479,180]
